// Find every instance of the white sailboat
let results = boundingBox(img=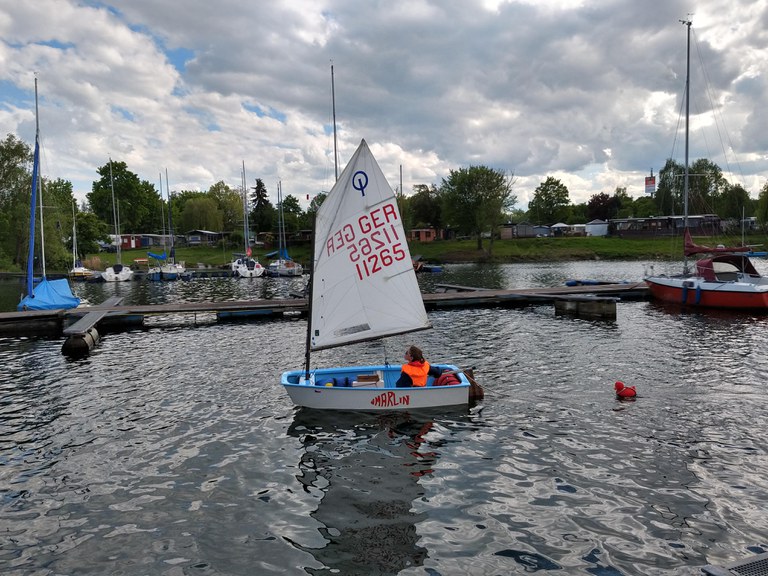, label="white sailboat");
[102,159,134,282]
[69,200,94,281]
[160,169,187,280]
[267,180,303,277]
[281,139,480,411]
[233,161,264,278]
